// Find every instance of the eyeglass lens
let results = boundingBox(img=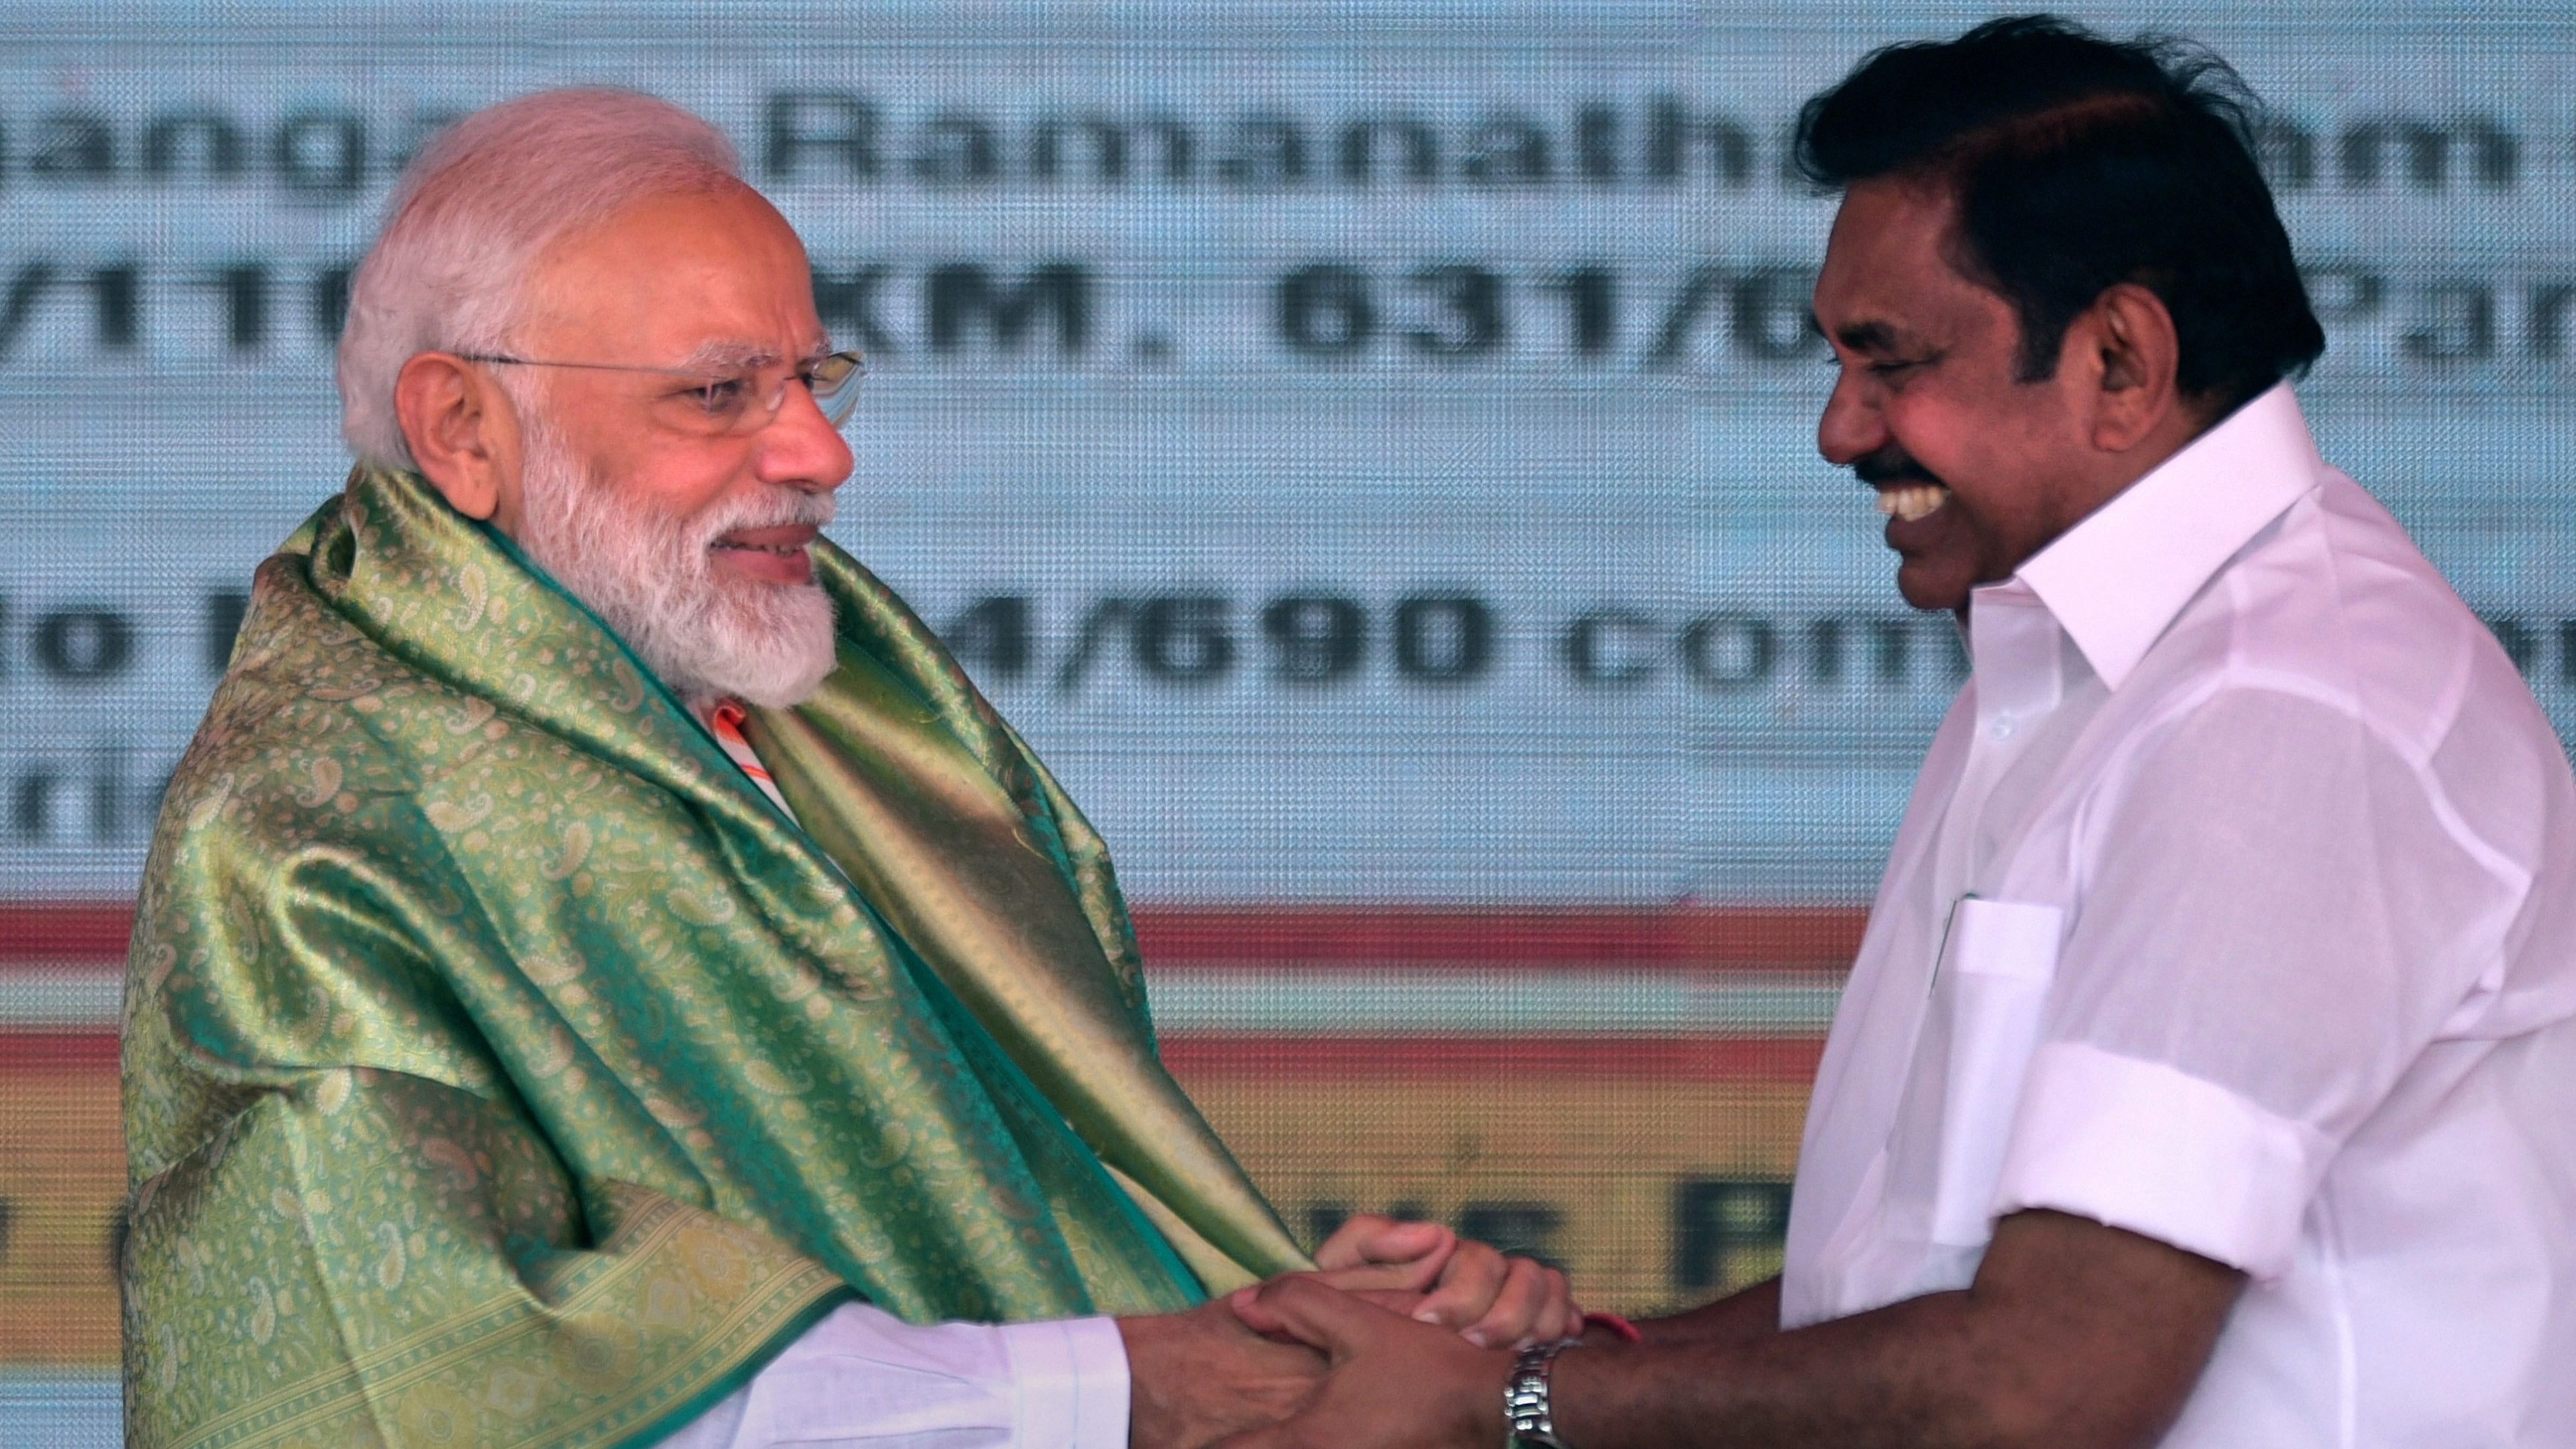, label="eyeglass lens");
[809,352,864,426]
